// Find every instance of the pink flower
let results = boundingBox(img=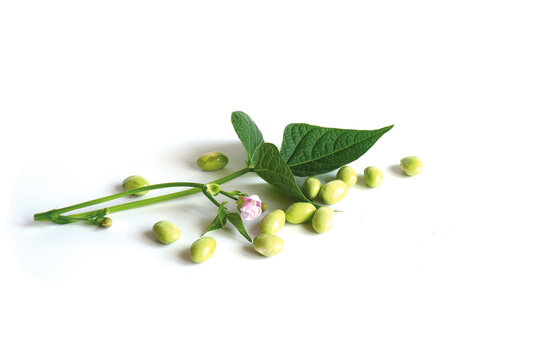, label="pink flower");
[238,195,262,220]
